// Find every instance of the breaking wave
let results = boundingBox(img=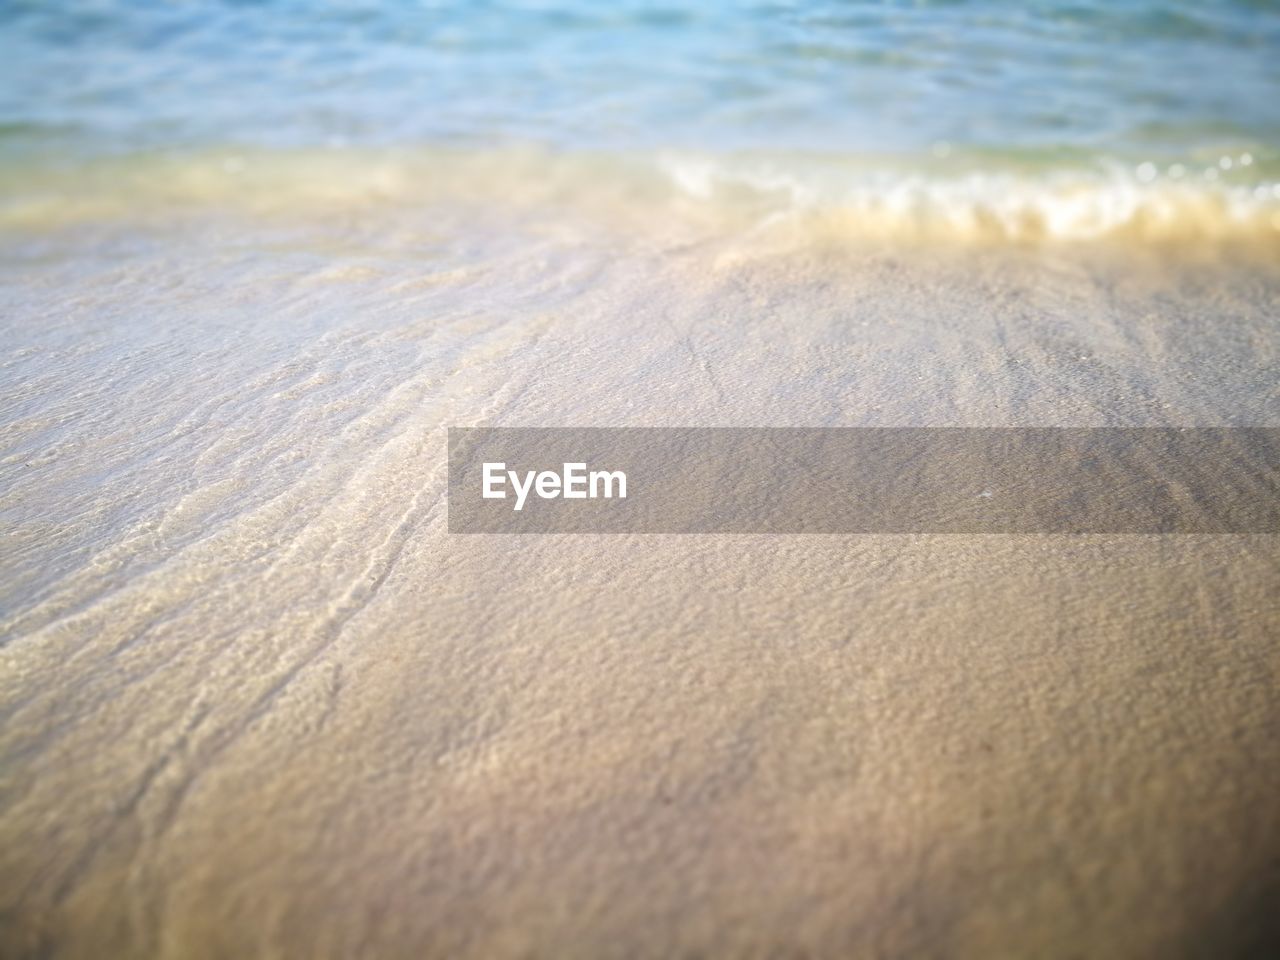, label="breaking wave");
[3,145,1279,248]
